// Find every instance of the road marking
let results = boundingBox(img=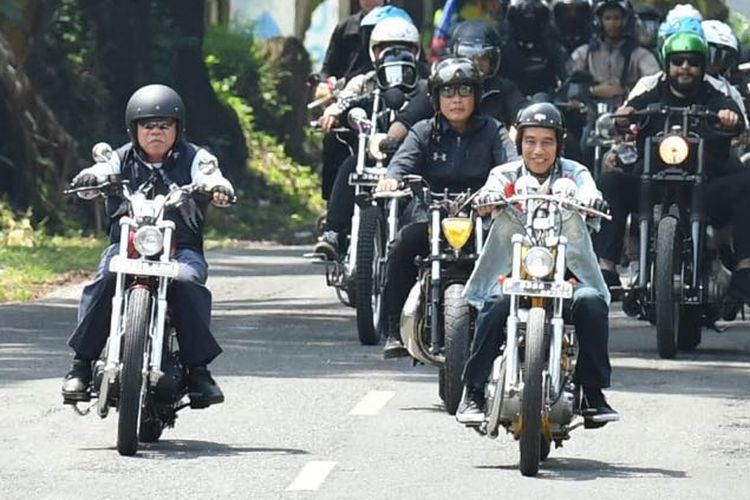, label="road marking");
[348,390,395,416]
[286,461,336,491]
